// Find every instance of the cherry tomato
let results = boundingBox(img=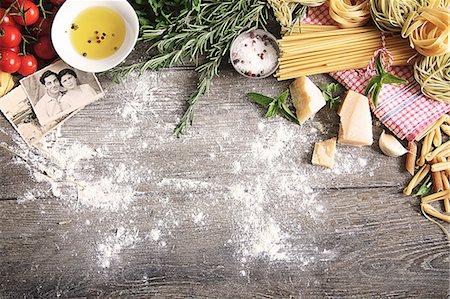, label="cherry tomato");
[2,45,20,53]
[31,17,51,37]
[0,49,21,73]
[0,26,22,48]
[50,0,65,5]
[18,54,37,76]
[0,8,18,28]
[12,0,39,26]
[33,36,56,60]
